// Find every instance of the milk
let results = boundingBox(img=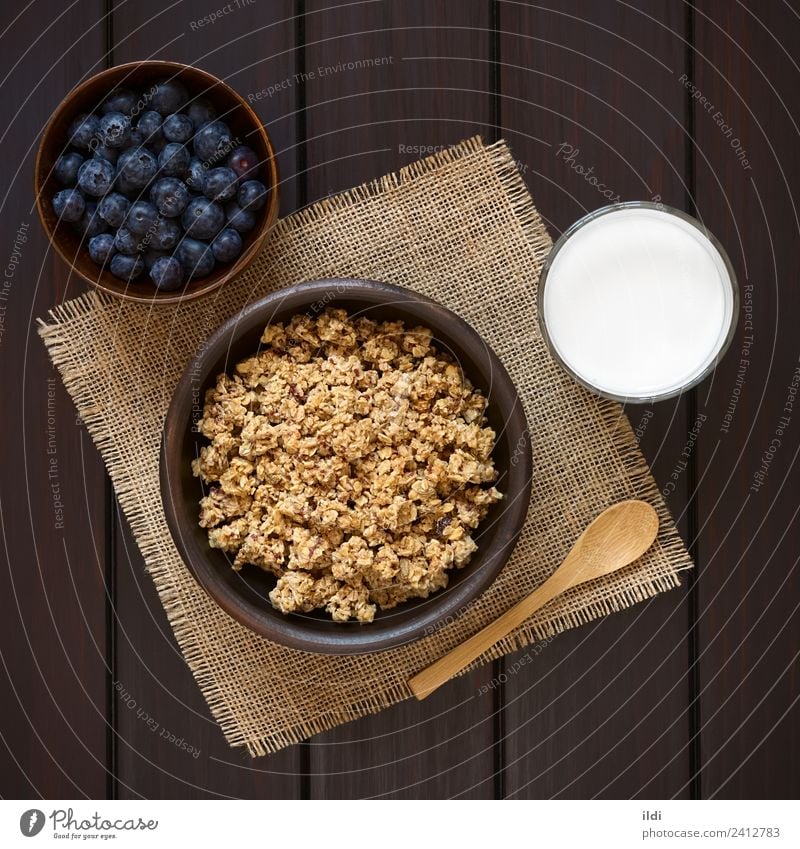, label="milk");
[541,205,736,401]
